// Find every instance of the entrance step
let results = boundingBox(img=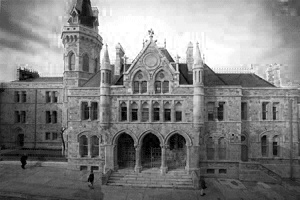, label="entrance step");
[107,169,194,189]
